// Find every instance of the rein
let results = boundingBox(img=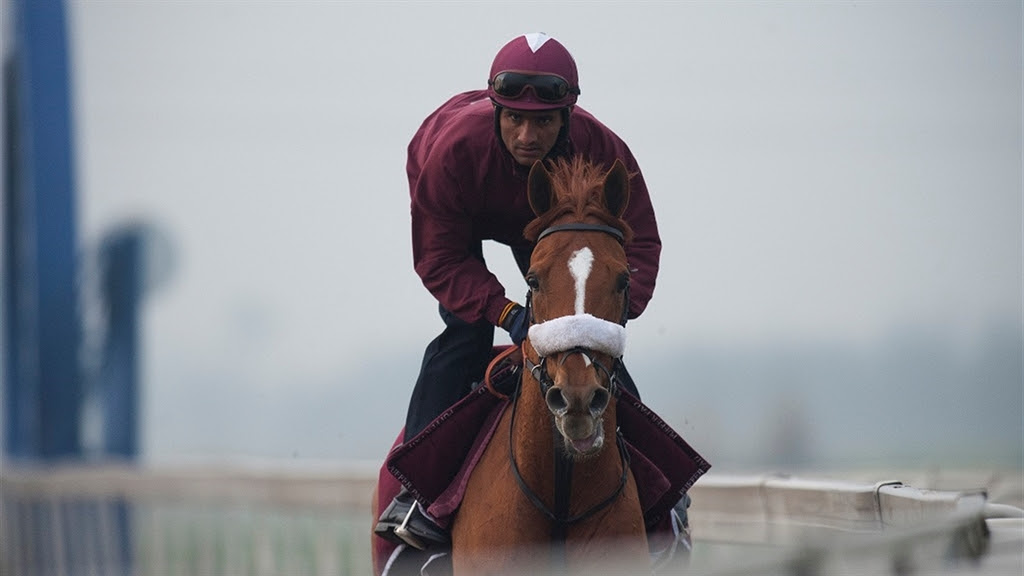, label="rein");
[506,220,632,537]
